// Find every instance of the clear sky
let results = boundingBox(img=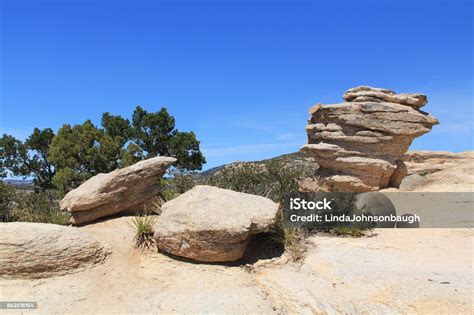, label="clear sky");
[1,0,472,169]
